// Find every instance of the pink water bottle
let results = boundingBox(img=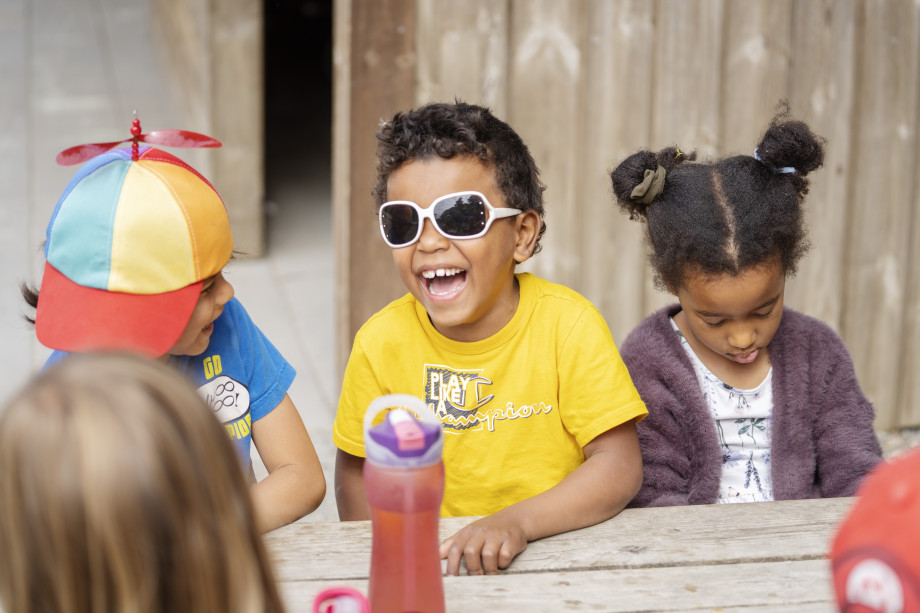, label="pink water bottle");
[363,395,445,613]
